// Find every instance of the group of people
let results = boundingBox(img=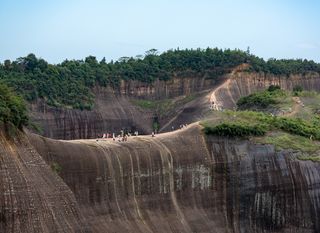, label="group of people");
[97,130,139,142]
[171,124,188,131]
[97,123,191,142]
[210,100,220,110]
